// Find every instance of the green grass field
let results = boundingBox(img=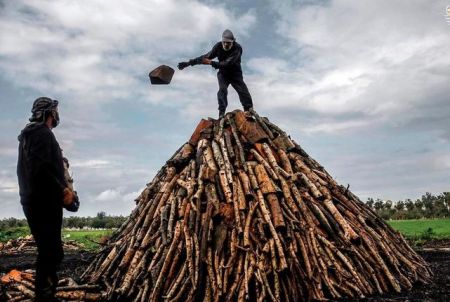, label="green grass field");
[387,218,450,240]
[0,226,29,242]
[1,219,449,251]
[0,227,113,250]
[62,229,113,250]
